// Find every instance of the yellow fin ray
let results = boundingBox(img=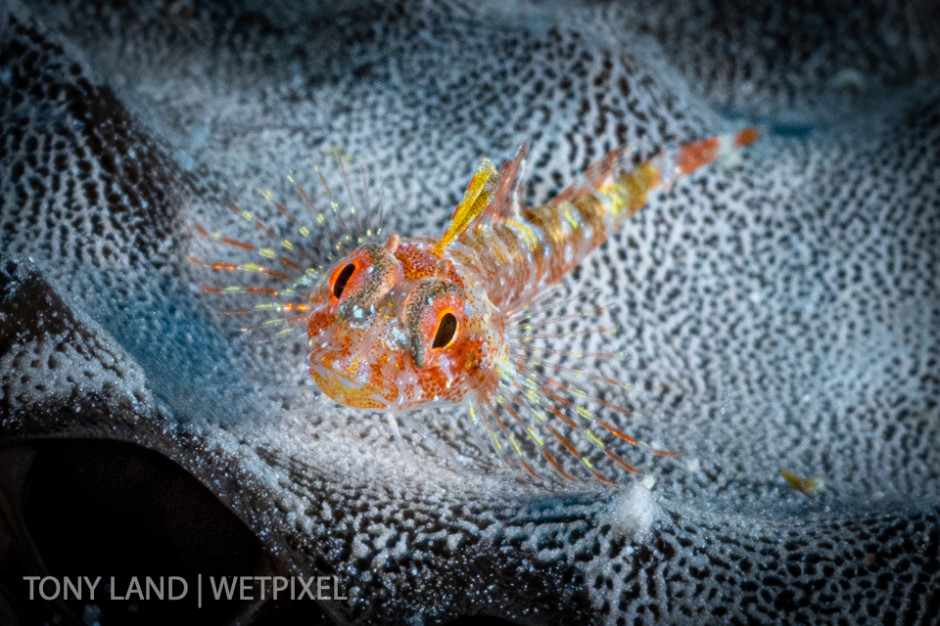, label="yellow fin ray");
[431,159,499,257]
